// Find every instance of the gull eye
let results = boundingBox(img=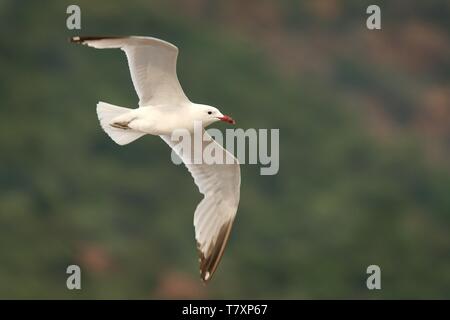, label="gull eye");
[208,111,212,115]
